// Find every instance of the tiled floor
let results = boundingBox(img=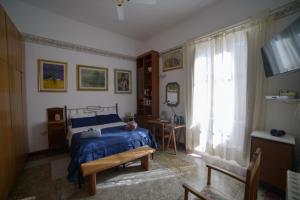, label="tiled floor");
[9,149,283,200]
